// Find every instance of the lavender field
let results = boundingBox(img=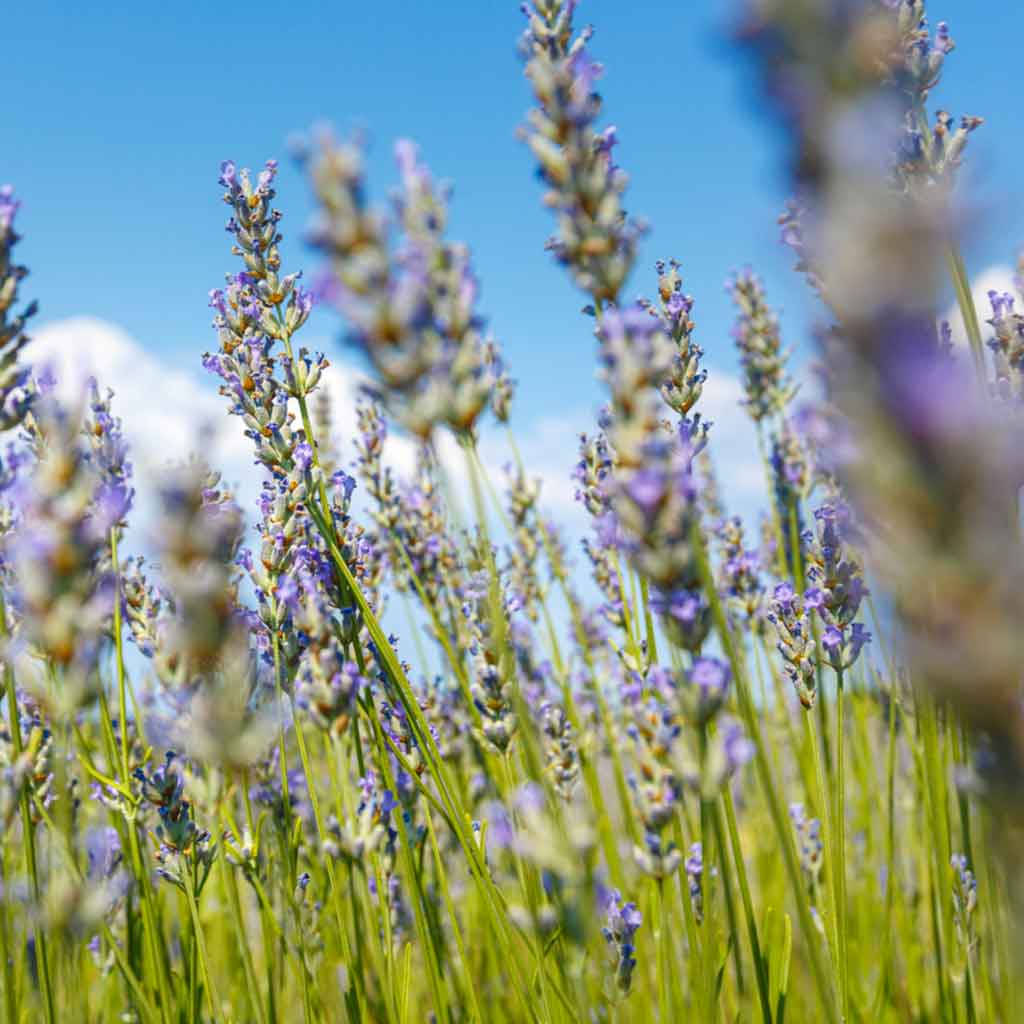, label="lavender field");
[1,1,1021,1020]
